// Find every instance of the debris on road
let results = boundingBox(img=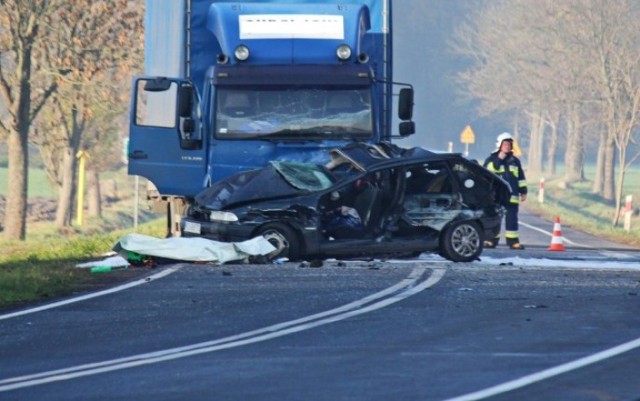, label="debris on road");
[76,255,130,270]
[90,265,129,274]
